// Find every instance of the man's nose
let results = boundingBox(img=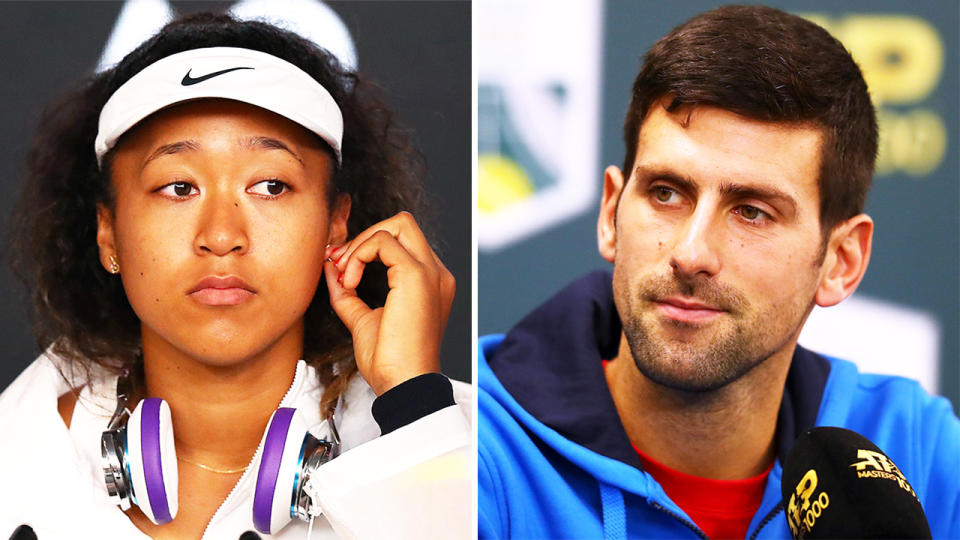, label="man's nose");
[194,192,248,257]
[669,204,721,278]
